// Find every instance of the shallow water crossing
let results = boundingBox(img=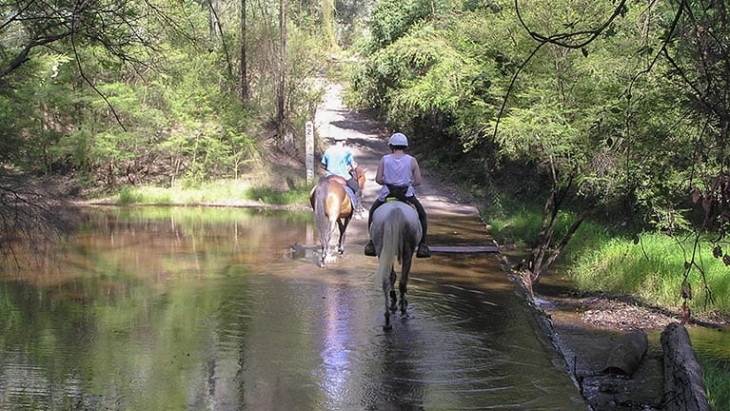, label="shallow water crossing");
[0,207,587,410]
